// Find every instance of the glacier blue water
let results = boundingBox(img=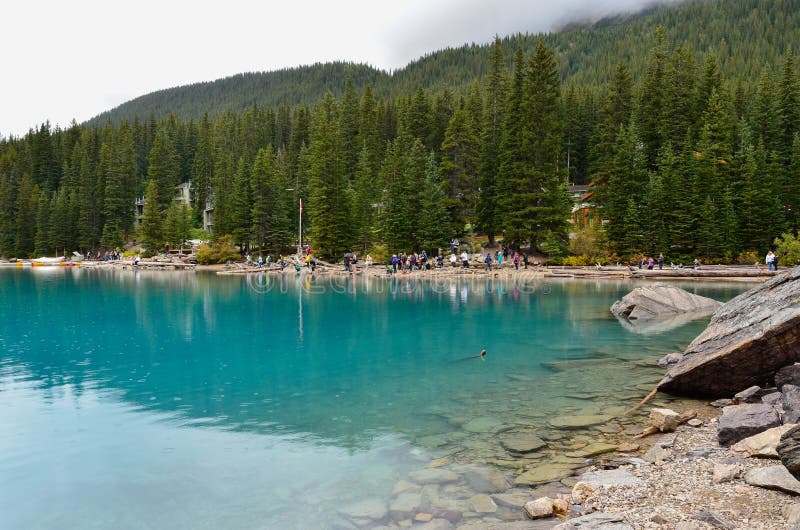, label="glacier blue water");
[0,268,746,529]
